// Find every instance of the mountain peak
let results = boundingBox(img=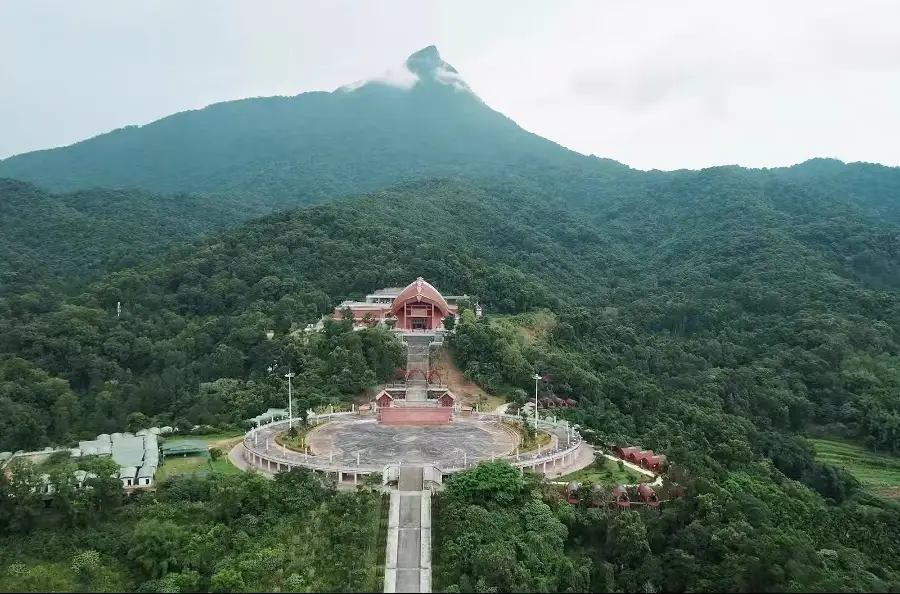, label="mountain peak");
[405,45,449,75]
[403,45,468,91]
[338,45,472,94]
[407,45,441,63]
